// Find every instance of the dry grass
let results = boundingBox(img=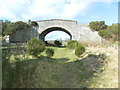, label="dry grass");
[87,45,118,88]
